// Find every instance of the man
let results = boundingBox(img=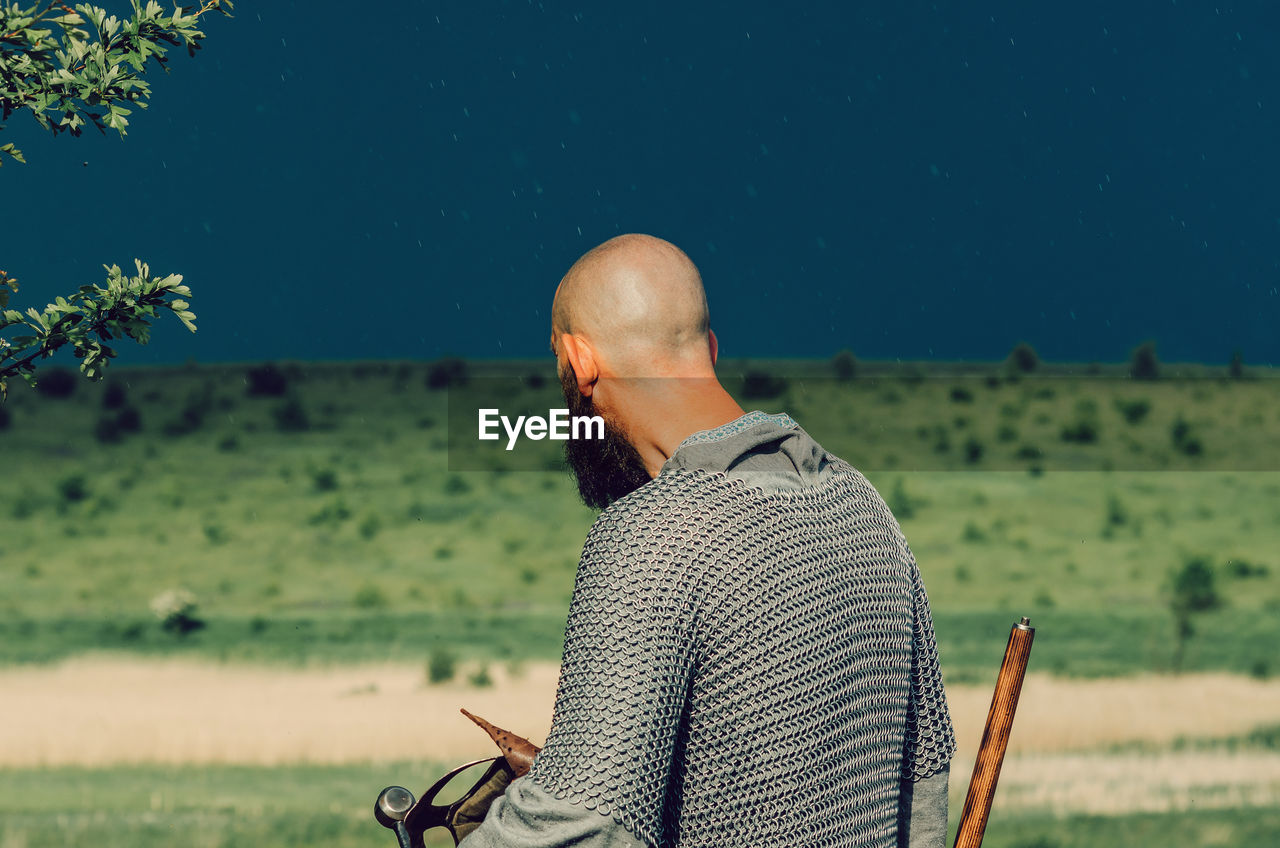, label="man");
[461,234,954,847]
